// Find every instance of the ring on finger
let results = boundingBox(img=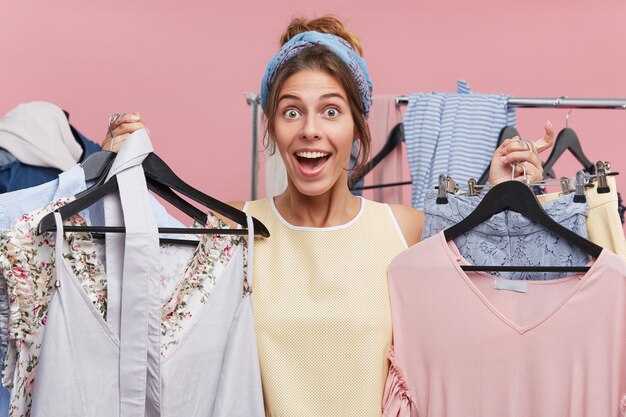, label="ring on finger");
[108,113,123,126]
[520,139,536,154]
[107,113,123,143]
[517,139,528,151]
